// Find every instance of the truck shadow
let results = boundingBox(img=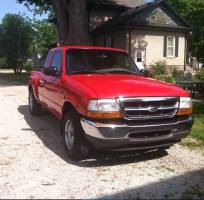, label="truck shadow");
[18,105,168,167]
[97,168,204,199]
